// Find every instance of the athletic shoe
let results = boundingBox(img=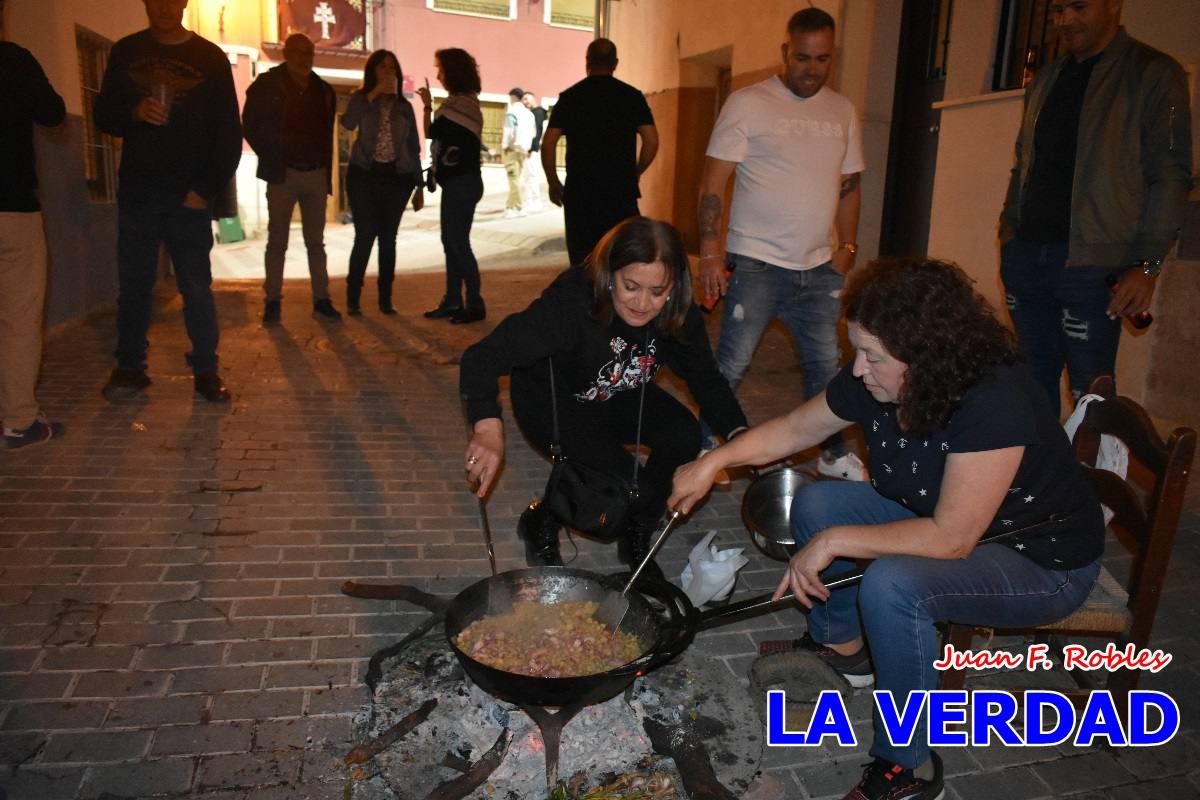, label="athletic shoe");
[843,751,944,800]
[312,299,342,320]
[3,419,63,450]
[818,451,868,481]
[759,632,874,688]
[101,367,151,401]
